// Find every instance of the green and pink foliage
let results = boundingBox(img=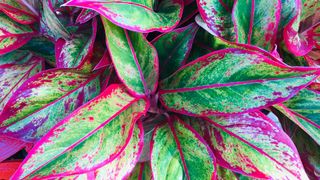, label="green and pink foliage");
[0,0,318,179]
